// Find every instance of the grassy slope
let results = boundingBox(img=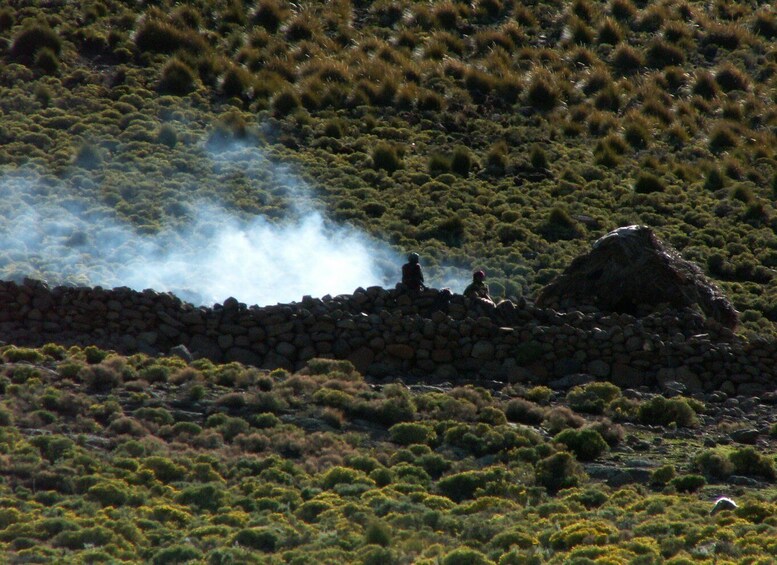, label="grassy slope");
[0,345,774,563]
